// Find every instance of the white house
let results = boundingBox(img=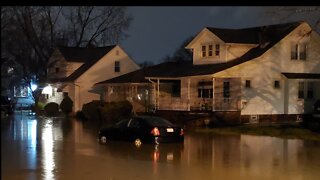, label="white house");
[94,21,320,123]
[41,45,140,112]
